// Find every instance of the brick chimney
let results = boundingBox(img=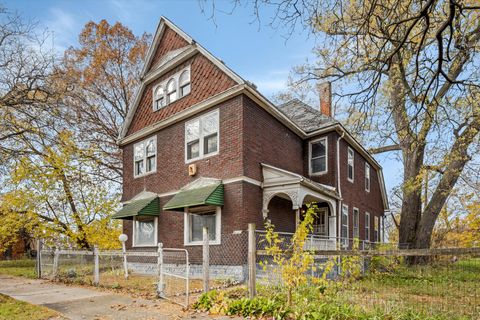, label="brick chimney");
[318,82,332,117]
